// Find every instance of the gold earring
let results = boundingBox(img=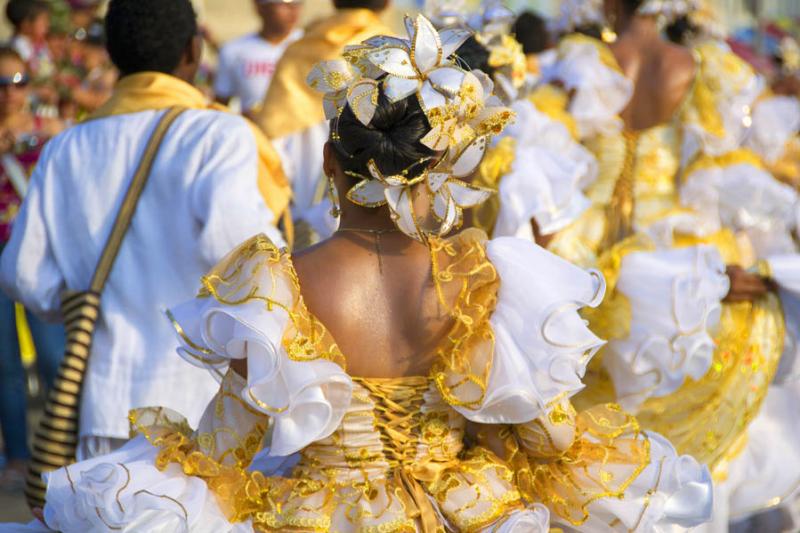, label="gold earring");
[327,174,341,218]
